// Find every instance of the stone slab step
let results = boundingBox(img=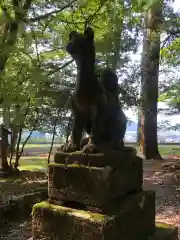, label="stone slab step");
[32,190,155,240]
[149,222,178,240]
[30,225,178,240]
[54,147,137,167]
[48,159,142,207]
